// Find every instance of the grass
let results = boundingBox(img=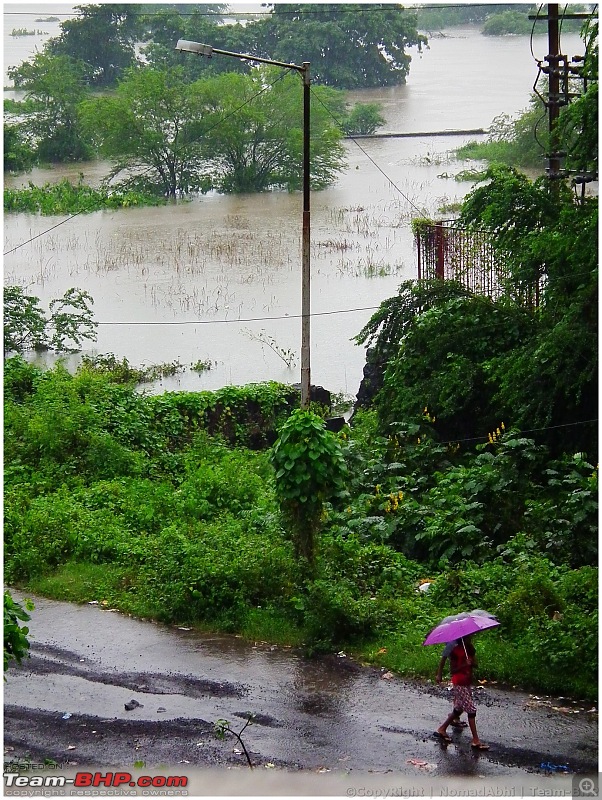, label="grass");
[239,607,306,647]
[353,633,596,702]
[24,561,128,605]
[16,564,597,702]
